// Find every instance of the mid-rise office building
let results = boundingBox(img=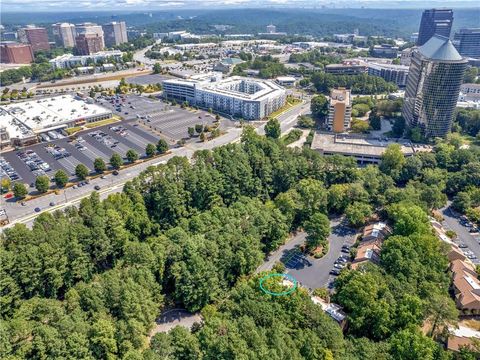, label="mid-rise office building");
[368,63,409,87]
[417,9,454,46]
[453,28,480,59]
[266,24,276,34]
[75,34,103,55]
[327,88,352,133]
[400,47,414,66]
[19,27,49,52]
[0,42,34,64]
[102,21,128,47]
[52,23,76,48]
[371,44,399,58]
[1,32,17,41]
[403,35,467,138]
[325,60,368,75]
[163,75,286,120]
[75,23,104,49]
